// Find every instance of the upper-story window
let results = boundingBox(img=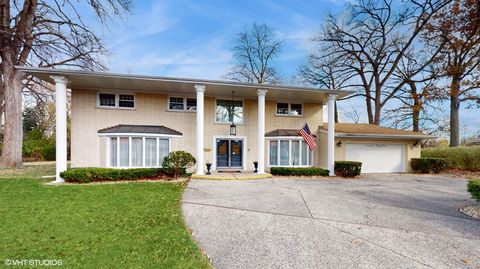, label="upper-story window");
[168,97,196,111]
[216,99,243,124]
[98,93,135,109]
[276,102,303,116]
